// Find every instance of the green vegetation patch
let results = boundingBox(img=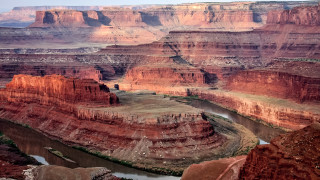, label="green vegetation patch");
[0,133,17,148]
